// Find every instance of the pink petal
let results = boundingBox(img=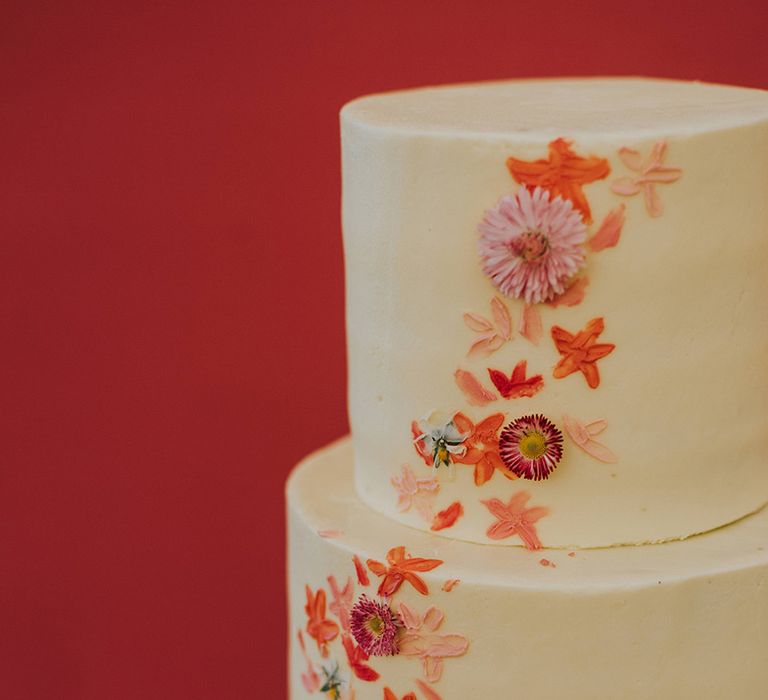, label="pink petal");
[467,332,503,358]
[581,439,619,464]
[618,146,644,172]
[491,296,512,340]
[585,419,608,436]
[422,606,445,632]
[588,204,625,252]
[563,414,590,446]
[644,183,663,217]
[463,312,494,333]
[516,522,543,550]
[423,656,444,683]
[519,304,543,345]
[441,579,460,592]
[611,177,642,196]
[546,276,589,308]
[415,679,443,700]
[486,521,519,540]
[454,369,498,407]
[645,166,682,183]
[649,140,667,166]
[424,634,469,658]
[398,602,421,631]
[317,529,343,538]
[480,497,512,521]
